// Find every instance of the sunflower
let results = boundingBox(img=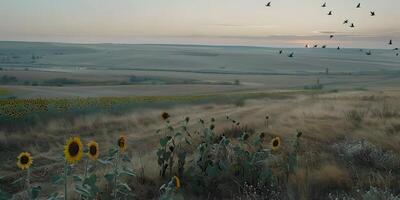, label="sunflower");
[64,136,84,164]
[172,176,181,190]
[117,136,127,152]
[17,152,33,170]
[87,141,99,160]
[271,137,281,151]
[161,112,170,120]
